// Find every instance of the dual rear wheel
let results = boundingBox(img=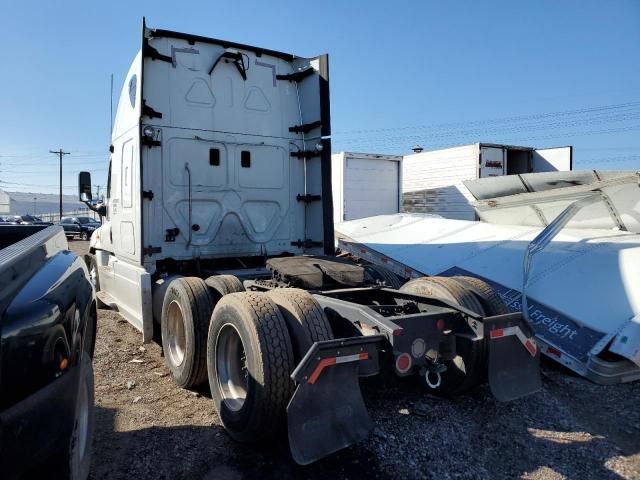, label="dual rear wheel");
[160,273,505,440]
[160,277,333,441]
